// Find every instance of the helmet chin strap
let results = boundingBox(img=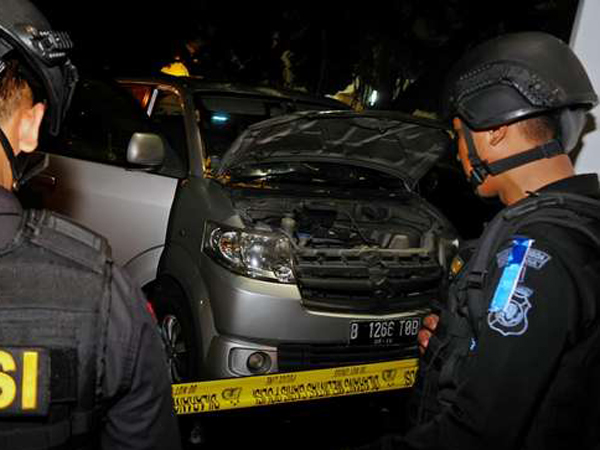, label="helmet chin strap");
[463,125,565,191]
[0,125,21,191]
[462,126,489,190]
